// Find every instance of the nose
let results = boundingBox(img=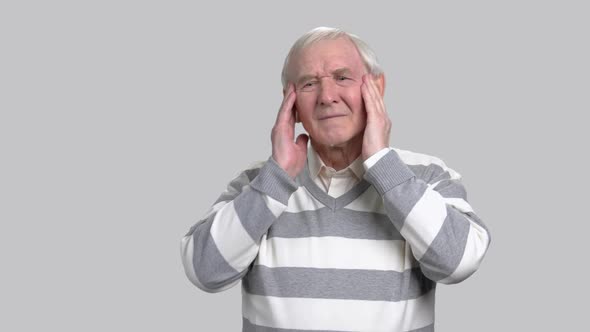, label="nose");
[317,78,338,106]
